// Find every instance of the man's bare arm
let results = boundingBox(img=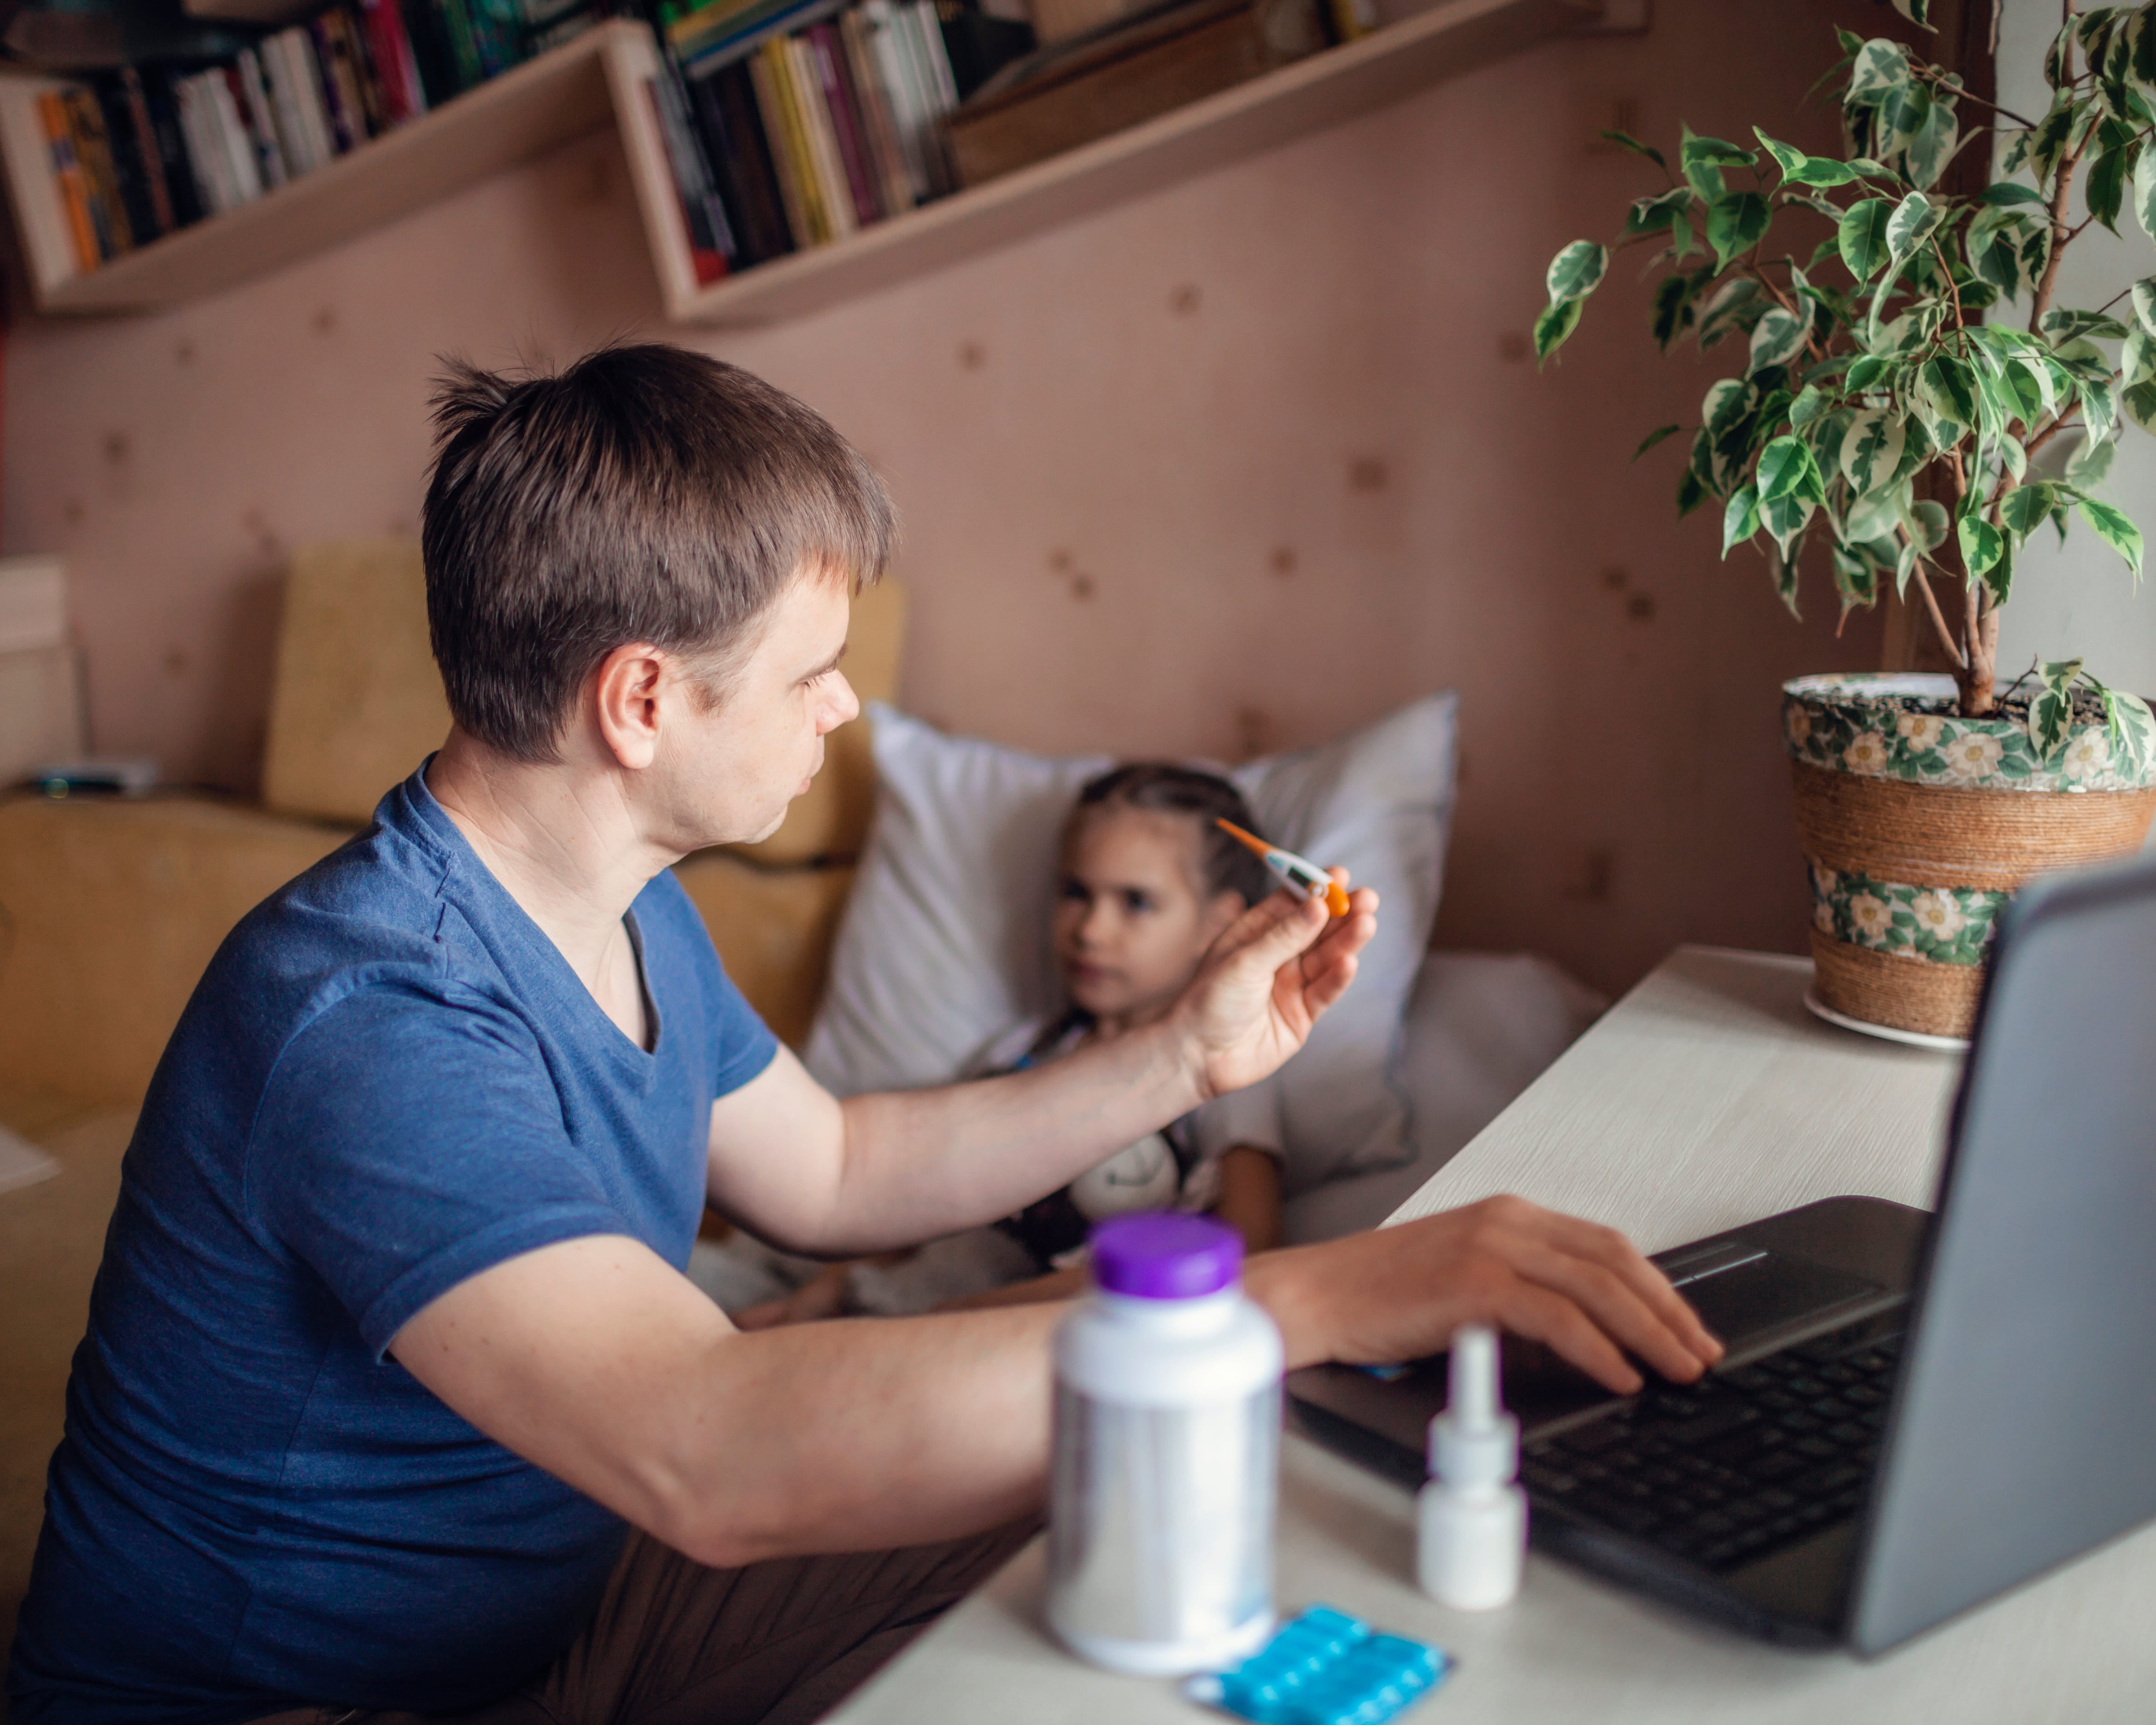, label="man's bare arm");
[389,1196,1722,1570]
[708,884,1372,1256]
